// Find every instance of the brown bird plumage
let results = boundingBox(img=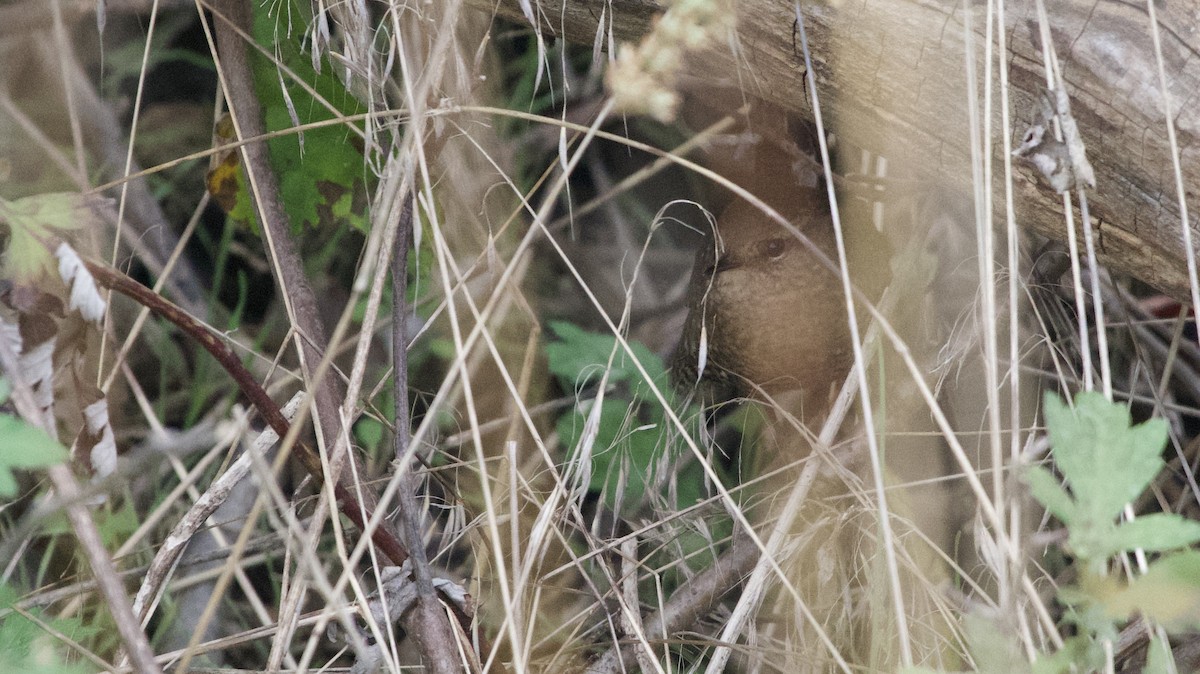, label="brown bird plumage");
[672,189,853,421]
[665,99,970,670]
